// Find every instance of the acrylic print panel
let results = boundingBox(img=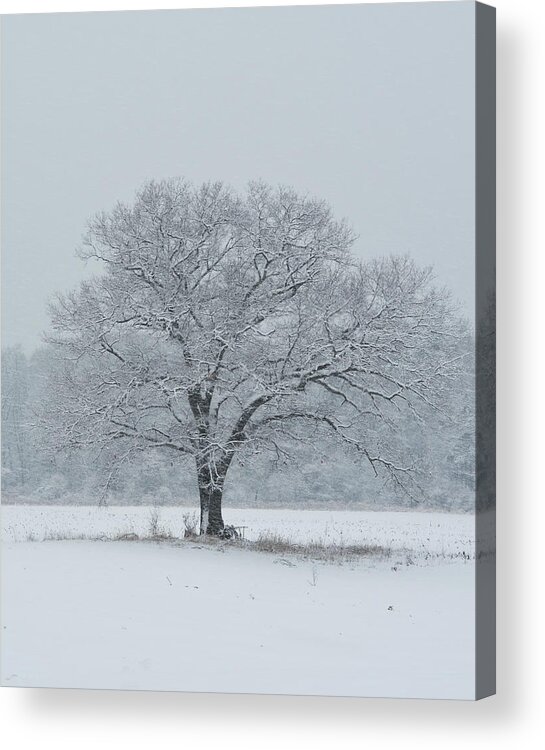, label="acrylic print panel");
[0,2,495,699]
